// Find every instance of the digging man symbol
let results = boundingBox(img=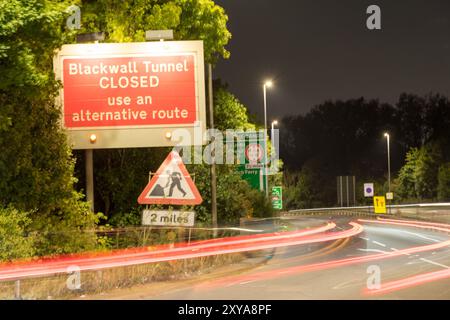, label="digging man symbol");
[165,170,187,198]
